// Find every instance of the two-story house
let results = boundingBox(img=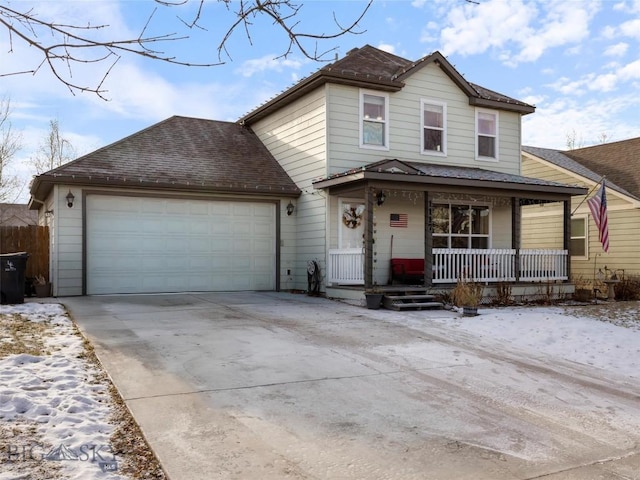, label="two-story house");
[28,45,586,300]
